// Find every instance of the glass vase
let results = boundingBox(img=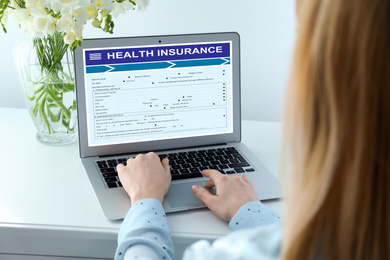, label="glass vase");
[13,32,77,145]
